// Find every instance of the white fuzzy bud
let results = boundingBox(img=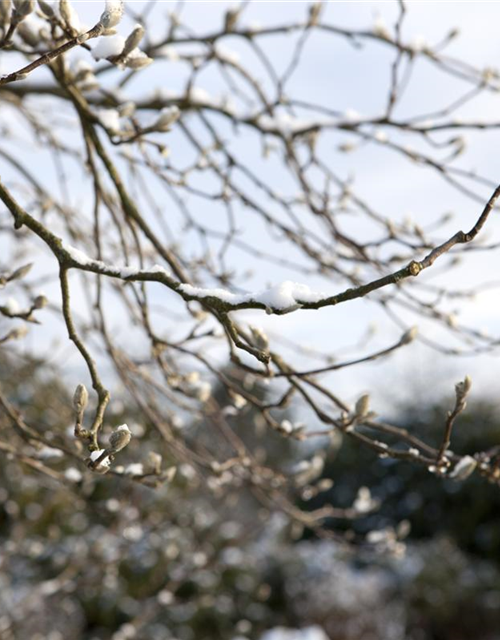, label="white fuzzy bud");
[455,375,472,403]
[400,326,418,345]
[108,423,132,453]
[73,383,89,414]
[33,294,48,309]
[37,0,54,17]
[124,51,153,70]
[353,486,378,514]
[122,23,144,58]
[0,1,11,26]
[59,0,80,31]
[449,455,477,481]
[100,0,124,29]
[164,466,177,483]
[224,7,239,31]
[355,394,370,418]
[3,326,29,341]
[147,451,162,473]
[280,420,293,434]
[8,262,33,282]
[13,0,34,19]
[250,325,269,350]
[17,20,39,45]
[308,2,322,26]
[153,106,180,132]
